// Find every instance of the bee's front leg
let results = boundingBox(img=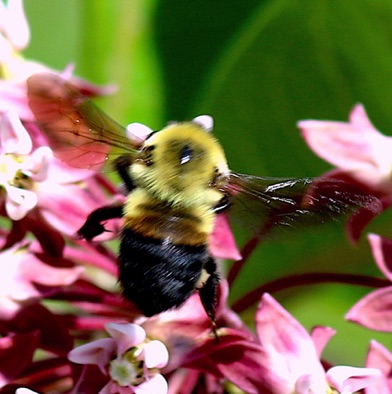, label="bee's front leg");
[77,204,124,240]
